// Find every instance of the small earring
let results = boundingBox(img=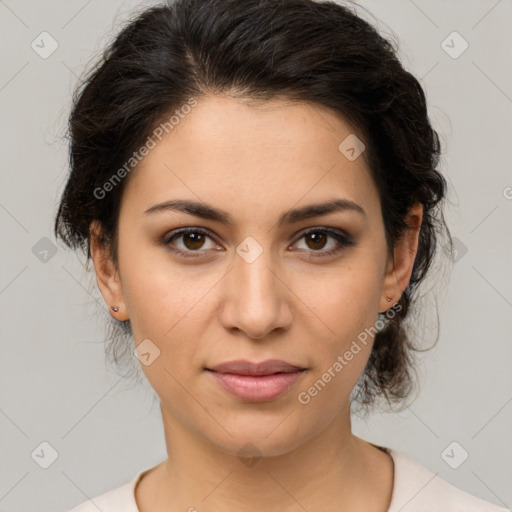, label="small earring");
[385,296,393,302]
[111,306,119,312]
